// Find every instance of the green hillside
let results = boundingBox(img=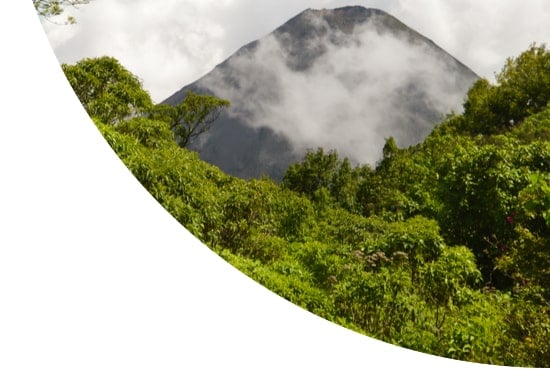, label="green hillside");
[64,45,550,366]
